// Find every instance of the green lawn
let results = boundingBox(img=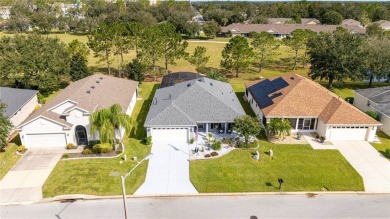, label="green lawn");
[190,137,364,192]
[371,131,390,160]
[42,82,157,198]
[0,143,21,180]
